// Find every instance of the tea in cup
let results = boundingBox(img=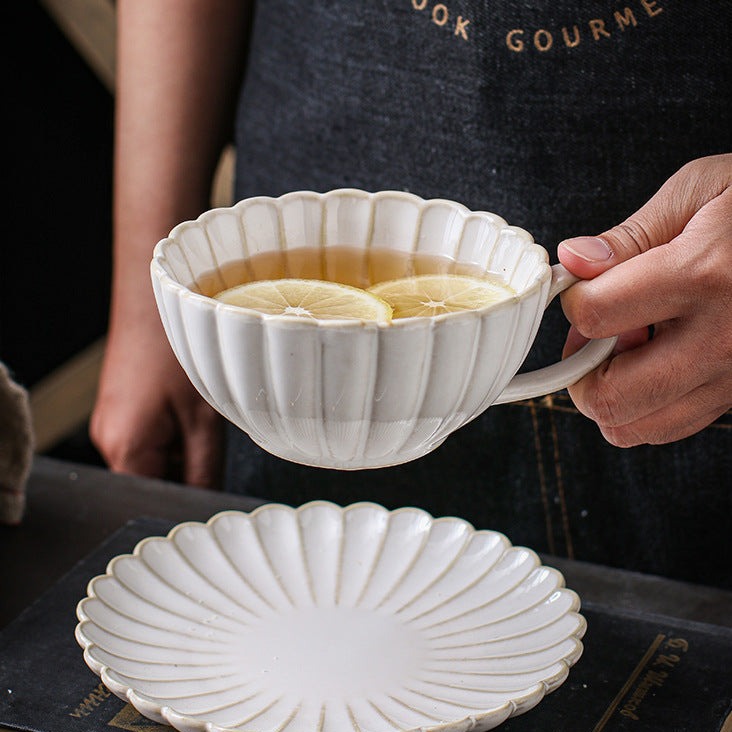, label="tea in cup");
[151,189,616,469]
